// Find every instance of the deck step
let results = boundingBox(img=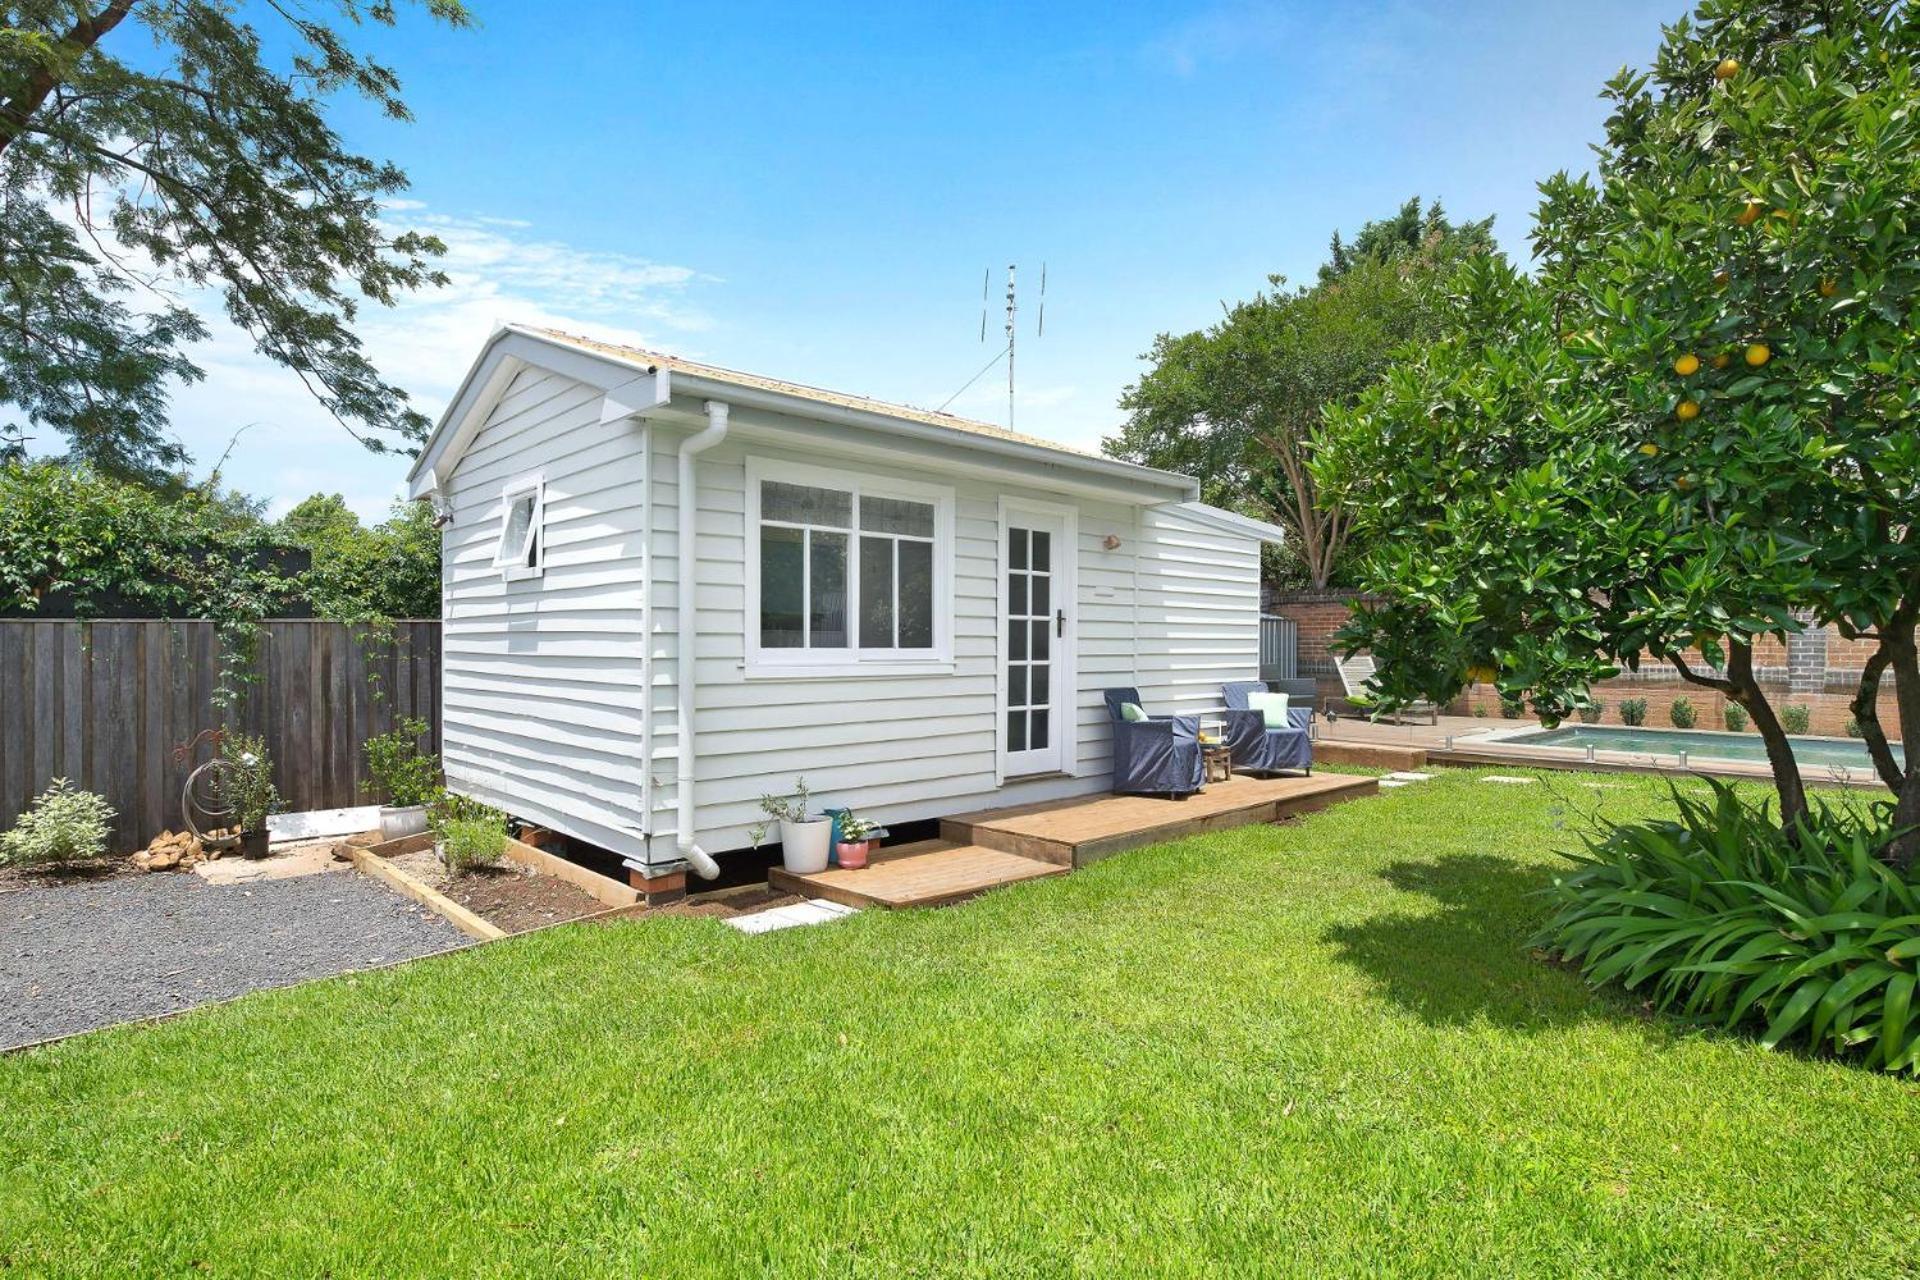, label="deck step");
[769,844,1065,910]
[943,772,1379,868]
